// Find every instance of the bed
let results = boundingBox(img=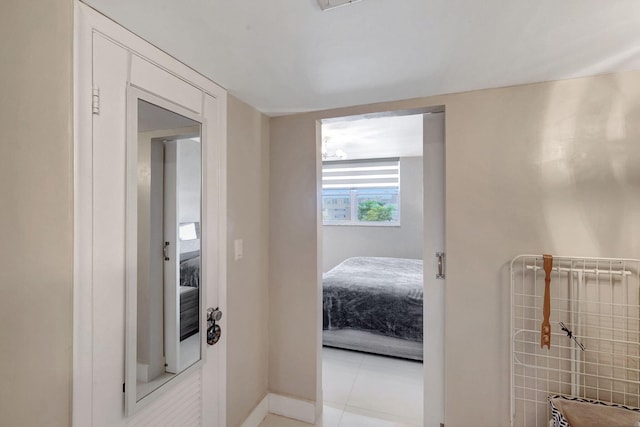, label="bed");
[179,251,200,341]
[322,256,423,360]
